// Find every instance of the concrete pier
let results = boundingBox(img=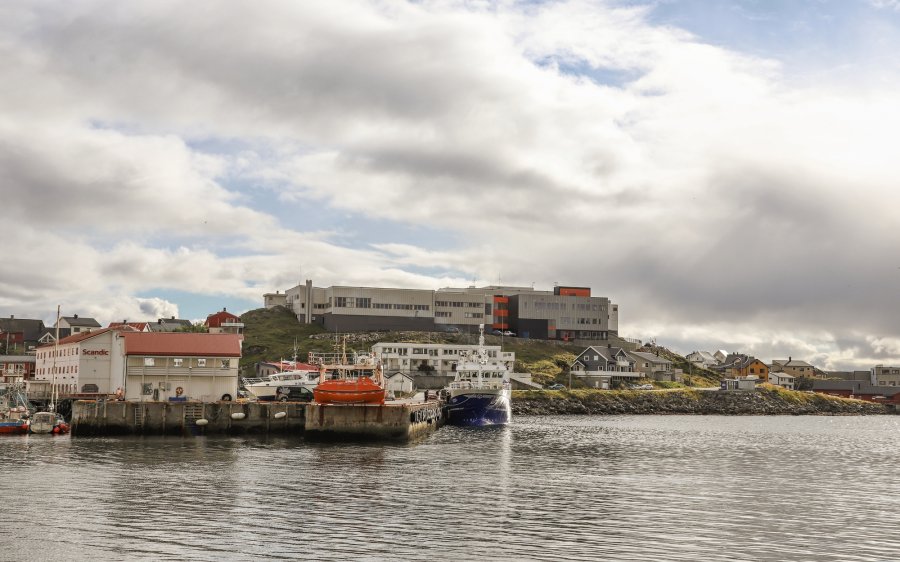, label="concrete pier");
[71,400,306,436]
[304,401,444,441]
